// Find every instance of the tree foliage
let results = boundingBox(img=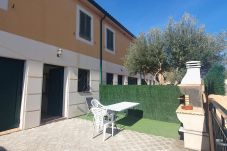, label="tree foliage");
[164,13,226,74]
[124,29,167,84]
[204,64,225,95]
[124,13,226,84]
